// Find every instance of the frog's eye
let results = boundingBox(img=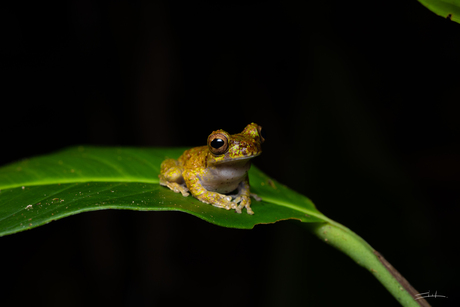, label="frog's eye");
[258,126,265,143]
[208,133,229,155]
